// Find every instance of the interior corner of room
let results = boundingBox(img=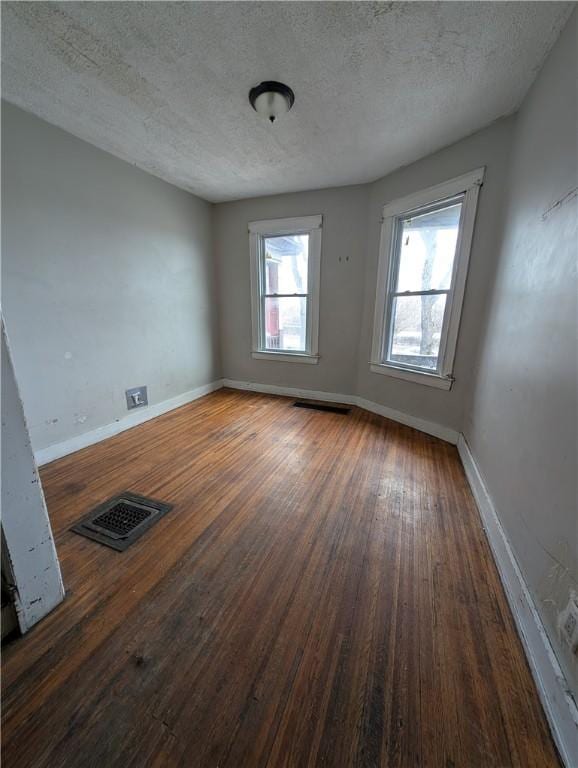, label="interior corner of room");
[1,2,577,766]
